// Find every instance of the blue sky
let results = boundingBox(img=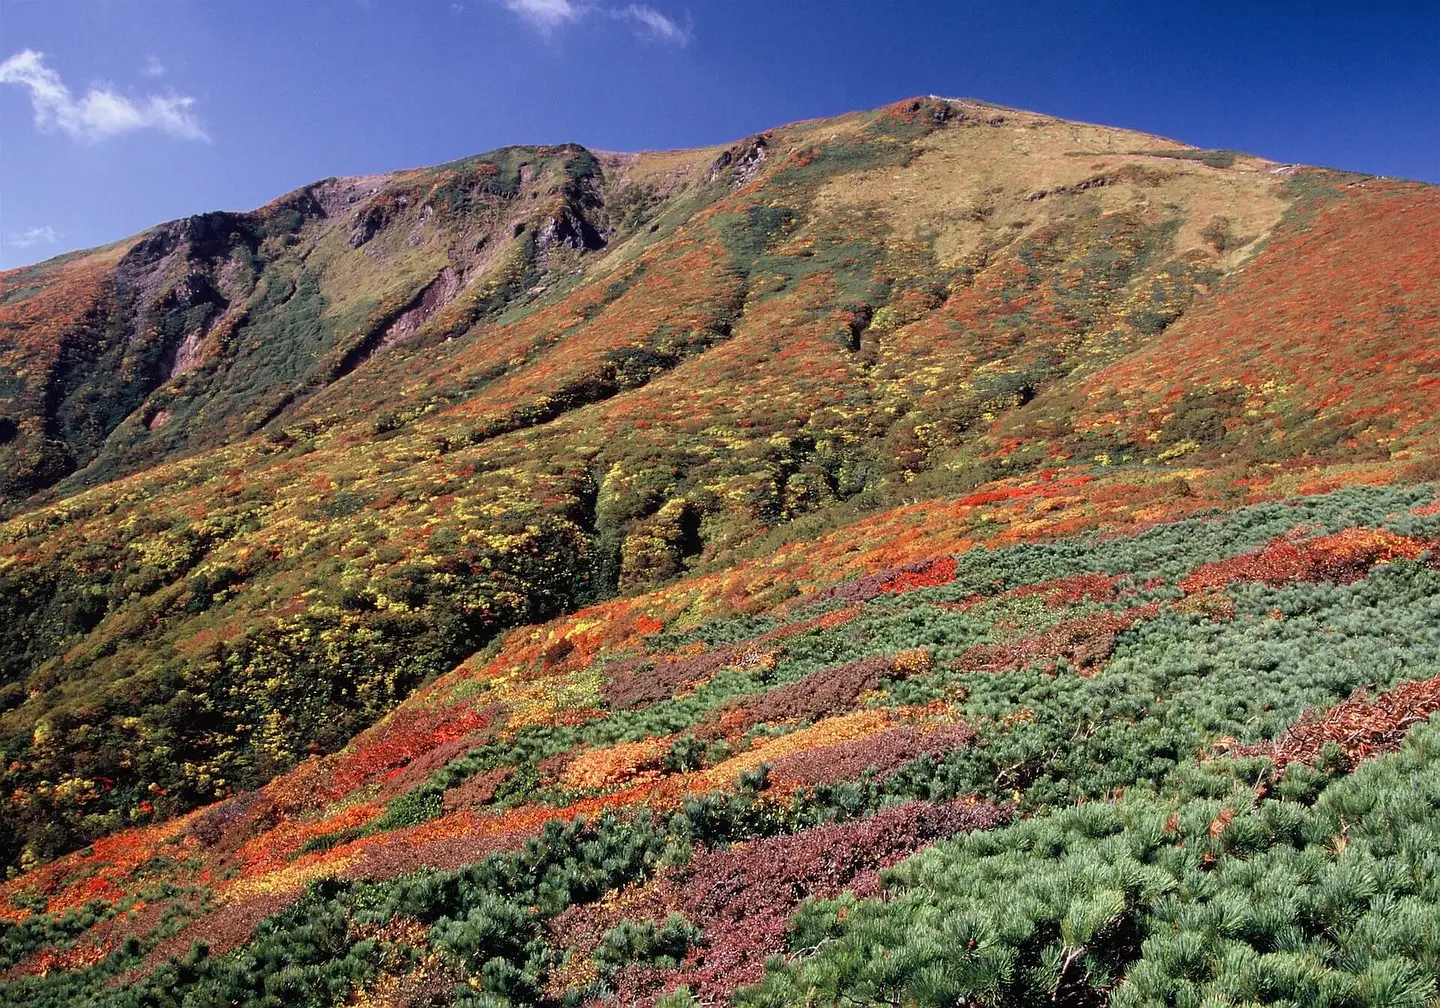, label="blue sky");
[2,0,1436,269]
